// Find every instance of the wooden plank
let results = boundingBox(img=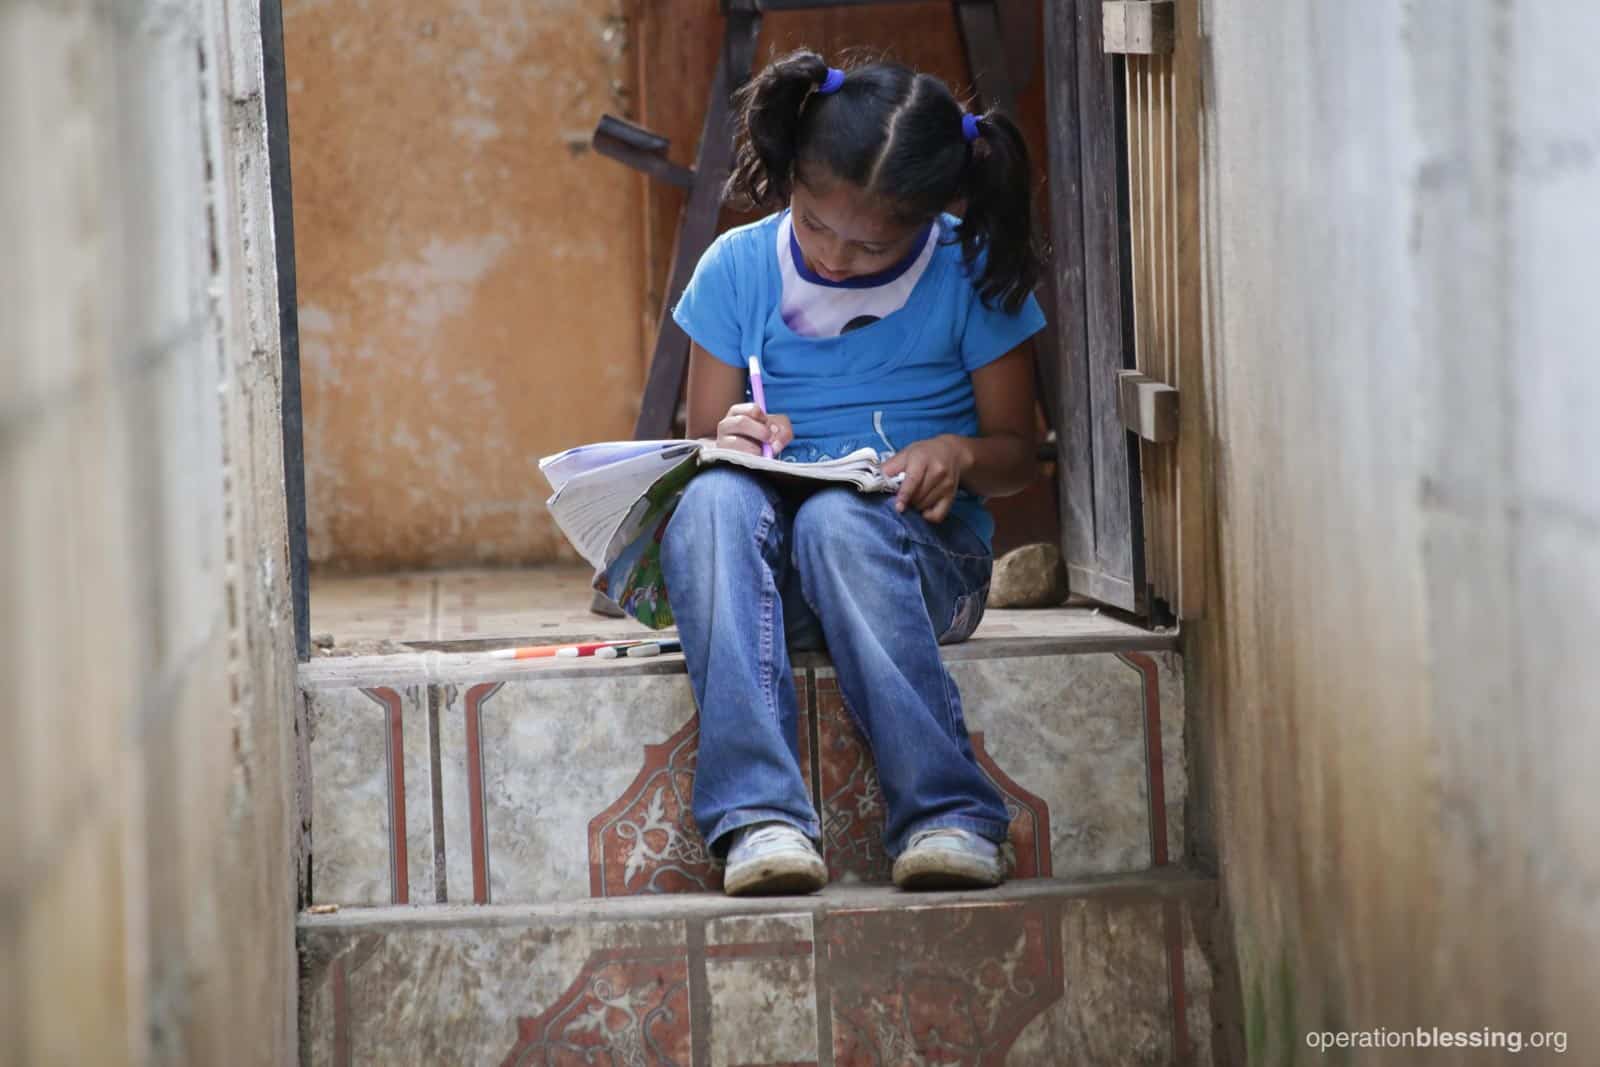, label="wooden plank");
[1117,15,1206,618]
[1171,0,1206,618]
[1117,370,1178,443]
[1067,562,1137,610]
[995,0,1041,91]
[1162,52,1178,600]
[955,0,1017,106]
[1125,53,1162,596]
[1144,55,1167,594]
[632,12,762,439]
[261,0,311,660]
[1101,0,1175,55]
[1043,0,1096,587]
[1078,0,1142,611]
[777,1,969,87]
[1045,0,1142,614]
[955,0,1062,438]
[747,0,927,9]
